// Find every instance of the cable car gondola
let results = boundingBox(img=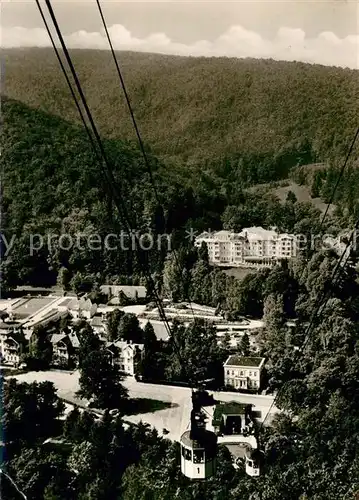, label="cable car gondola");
[180,389,217,480]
